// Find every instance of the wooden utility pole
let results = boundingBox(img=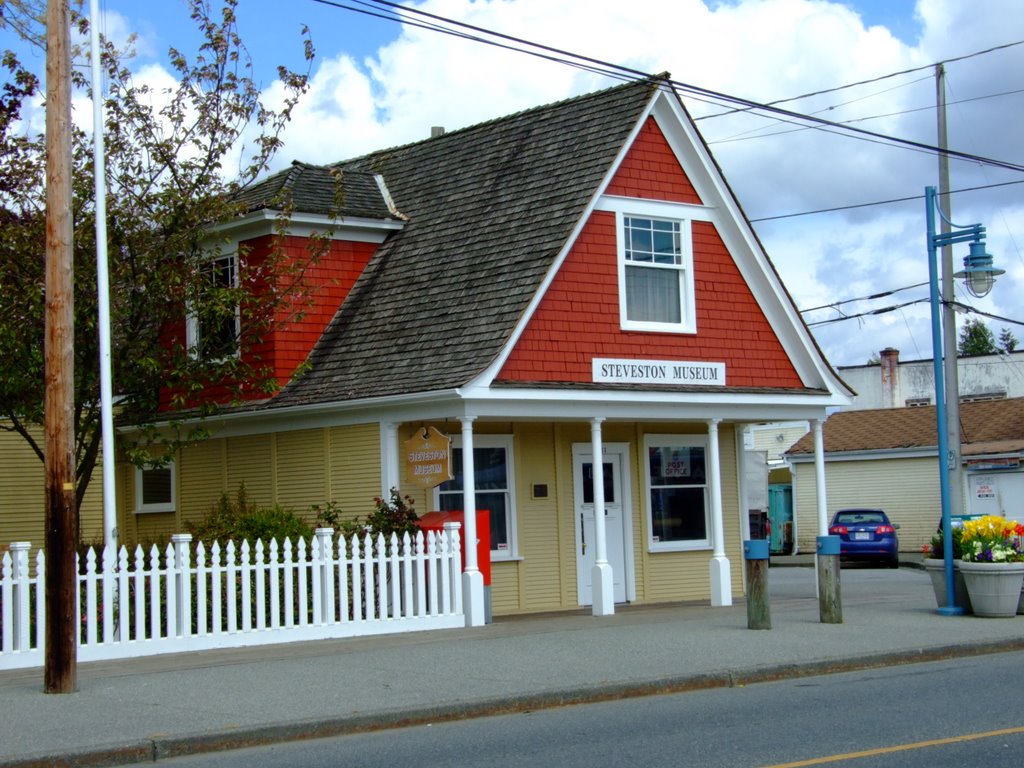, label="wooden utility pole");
[44,0,78,694]
[936,64,965,524]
